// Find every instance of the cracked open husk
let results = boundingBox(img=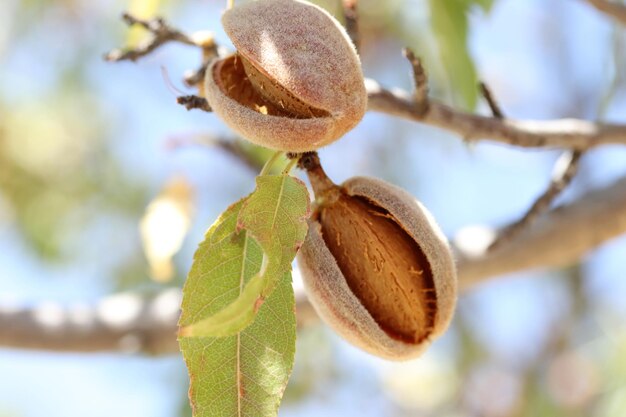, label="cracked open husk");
[297,171,457,360]
[205,0,367,151]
